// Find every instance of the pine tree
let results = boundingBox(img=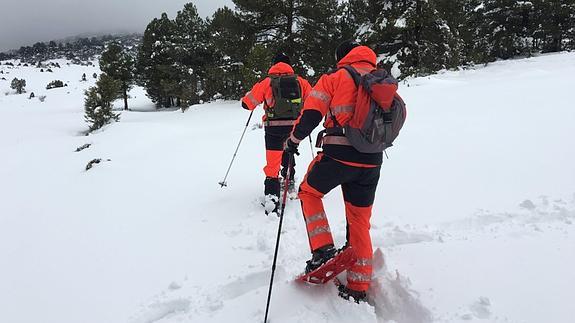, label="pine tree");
[473,0,532,62]
[299,0,341,79]
[338,0,371,42]
[173,3,213,107]
[233,0,346,79]
[204,7,255,100]
[84,74,121,132]
[533,0,575,52]
[10,78,26,94]
[100,42,136,110]
[241,43,275,91]
[137,13,178,108]
[232,0,308,60]
[366,0,459,77]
